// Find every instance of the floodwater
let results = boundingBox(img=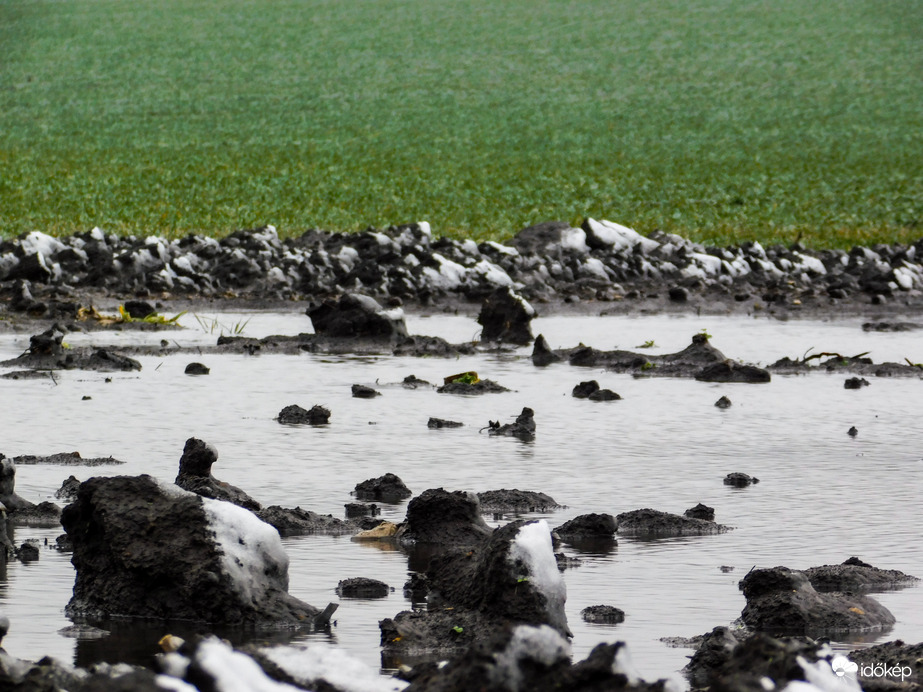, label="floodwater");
[1,309,921,681]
